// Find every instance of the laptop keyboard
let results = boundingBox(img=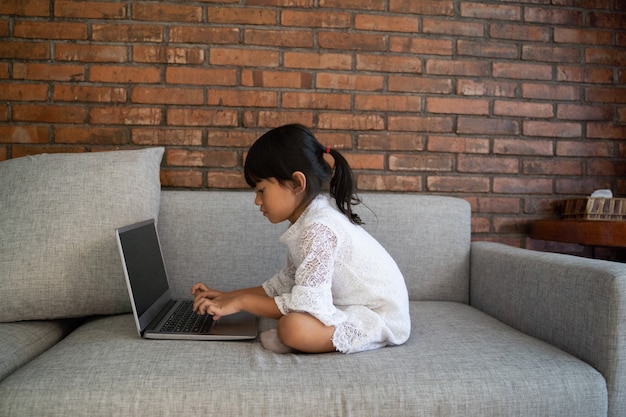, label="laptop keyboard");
[160,301,214,333]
